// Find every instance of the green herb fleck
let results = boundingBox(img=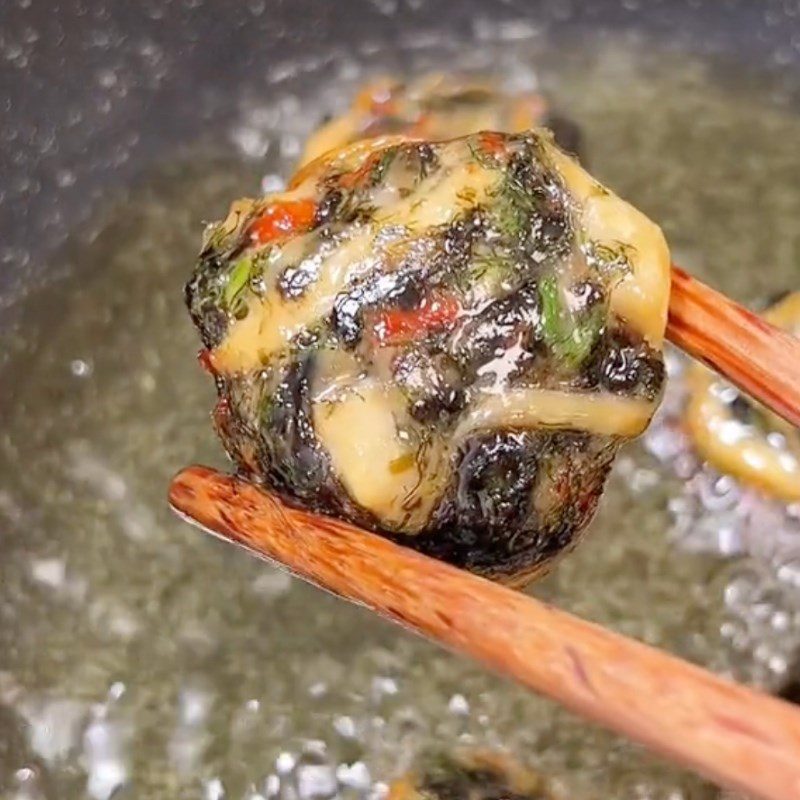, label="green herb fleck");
[370,147,398,185]
[467,141,500,171]
[538,276,604,368]
[462,249,513,294]
[224,256,253,308]
[260,386,276,426]
[490,172,543,241]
